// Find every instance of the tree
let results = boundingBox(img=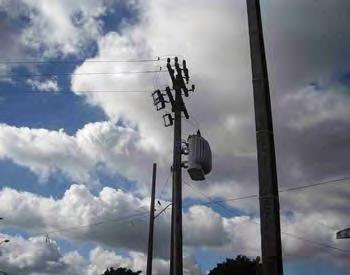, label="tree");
[208,255,261,275]
[101,267,142,275]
